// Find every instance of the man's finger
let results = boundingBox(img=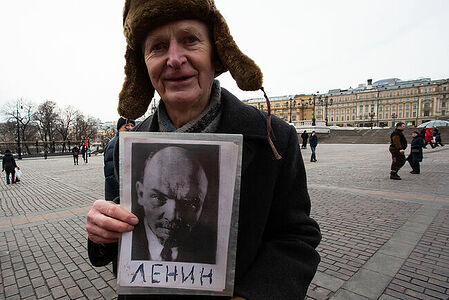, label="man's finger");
[89,211,135,233]
[93,200,138,225]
